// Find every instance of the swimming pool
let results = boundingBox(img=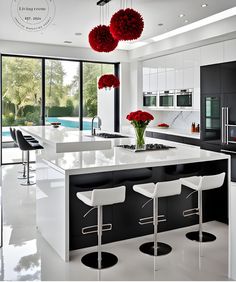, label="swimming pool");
[46,117,95,130]
[2,131,10,137]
